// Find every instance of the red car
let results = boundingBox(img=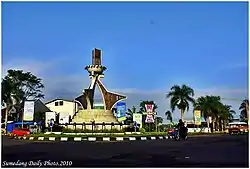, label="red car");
[11,128,31,136]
